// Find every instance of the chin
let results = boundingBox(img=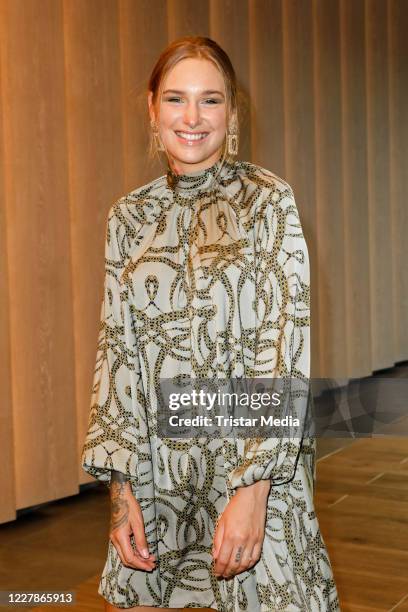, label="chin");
[176,152,213,163]
[164,136,223,162]
[170,147,222,164]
